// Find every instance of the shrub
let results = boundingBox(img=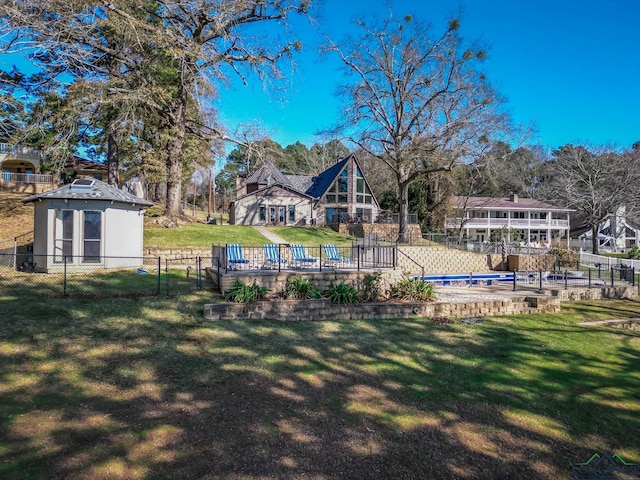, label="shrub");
[388,277,435,302]
[548,247,578,267]
[362,271,384,302]
[224,280,270,303]
[627,246,640,259]
[285,275,322,299]
[325,281,360,304]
